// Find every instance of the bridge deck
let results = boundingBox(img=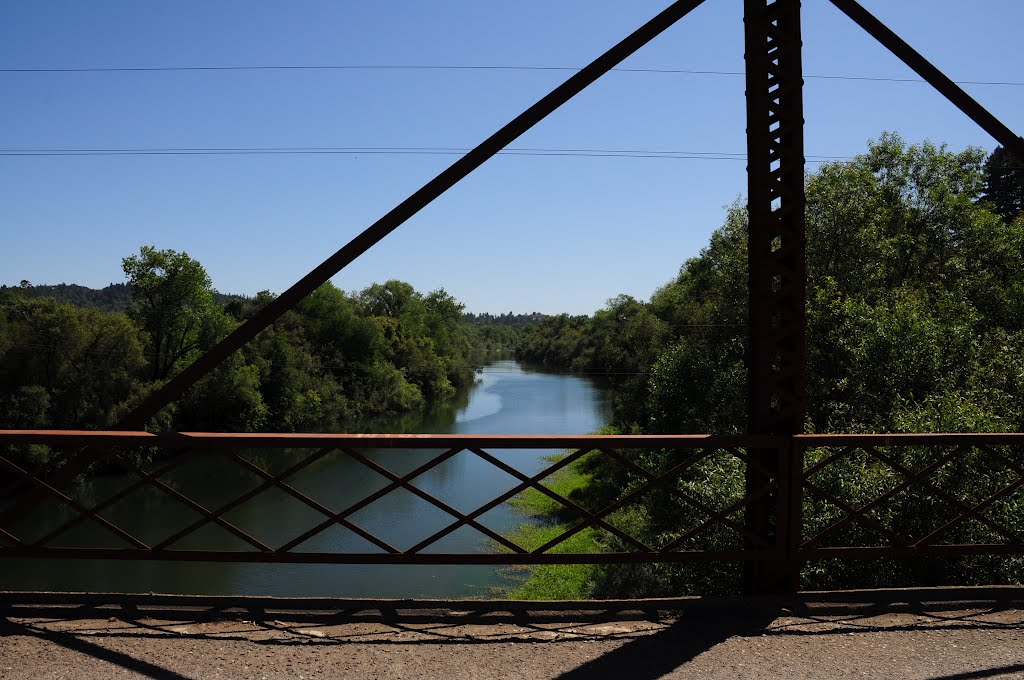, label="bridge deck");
[2,588,1022,679]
